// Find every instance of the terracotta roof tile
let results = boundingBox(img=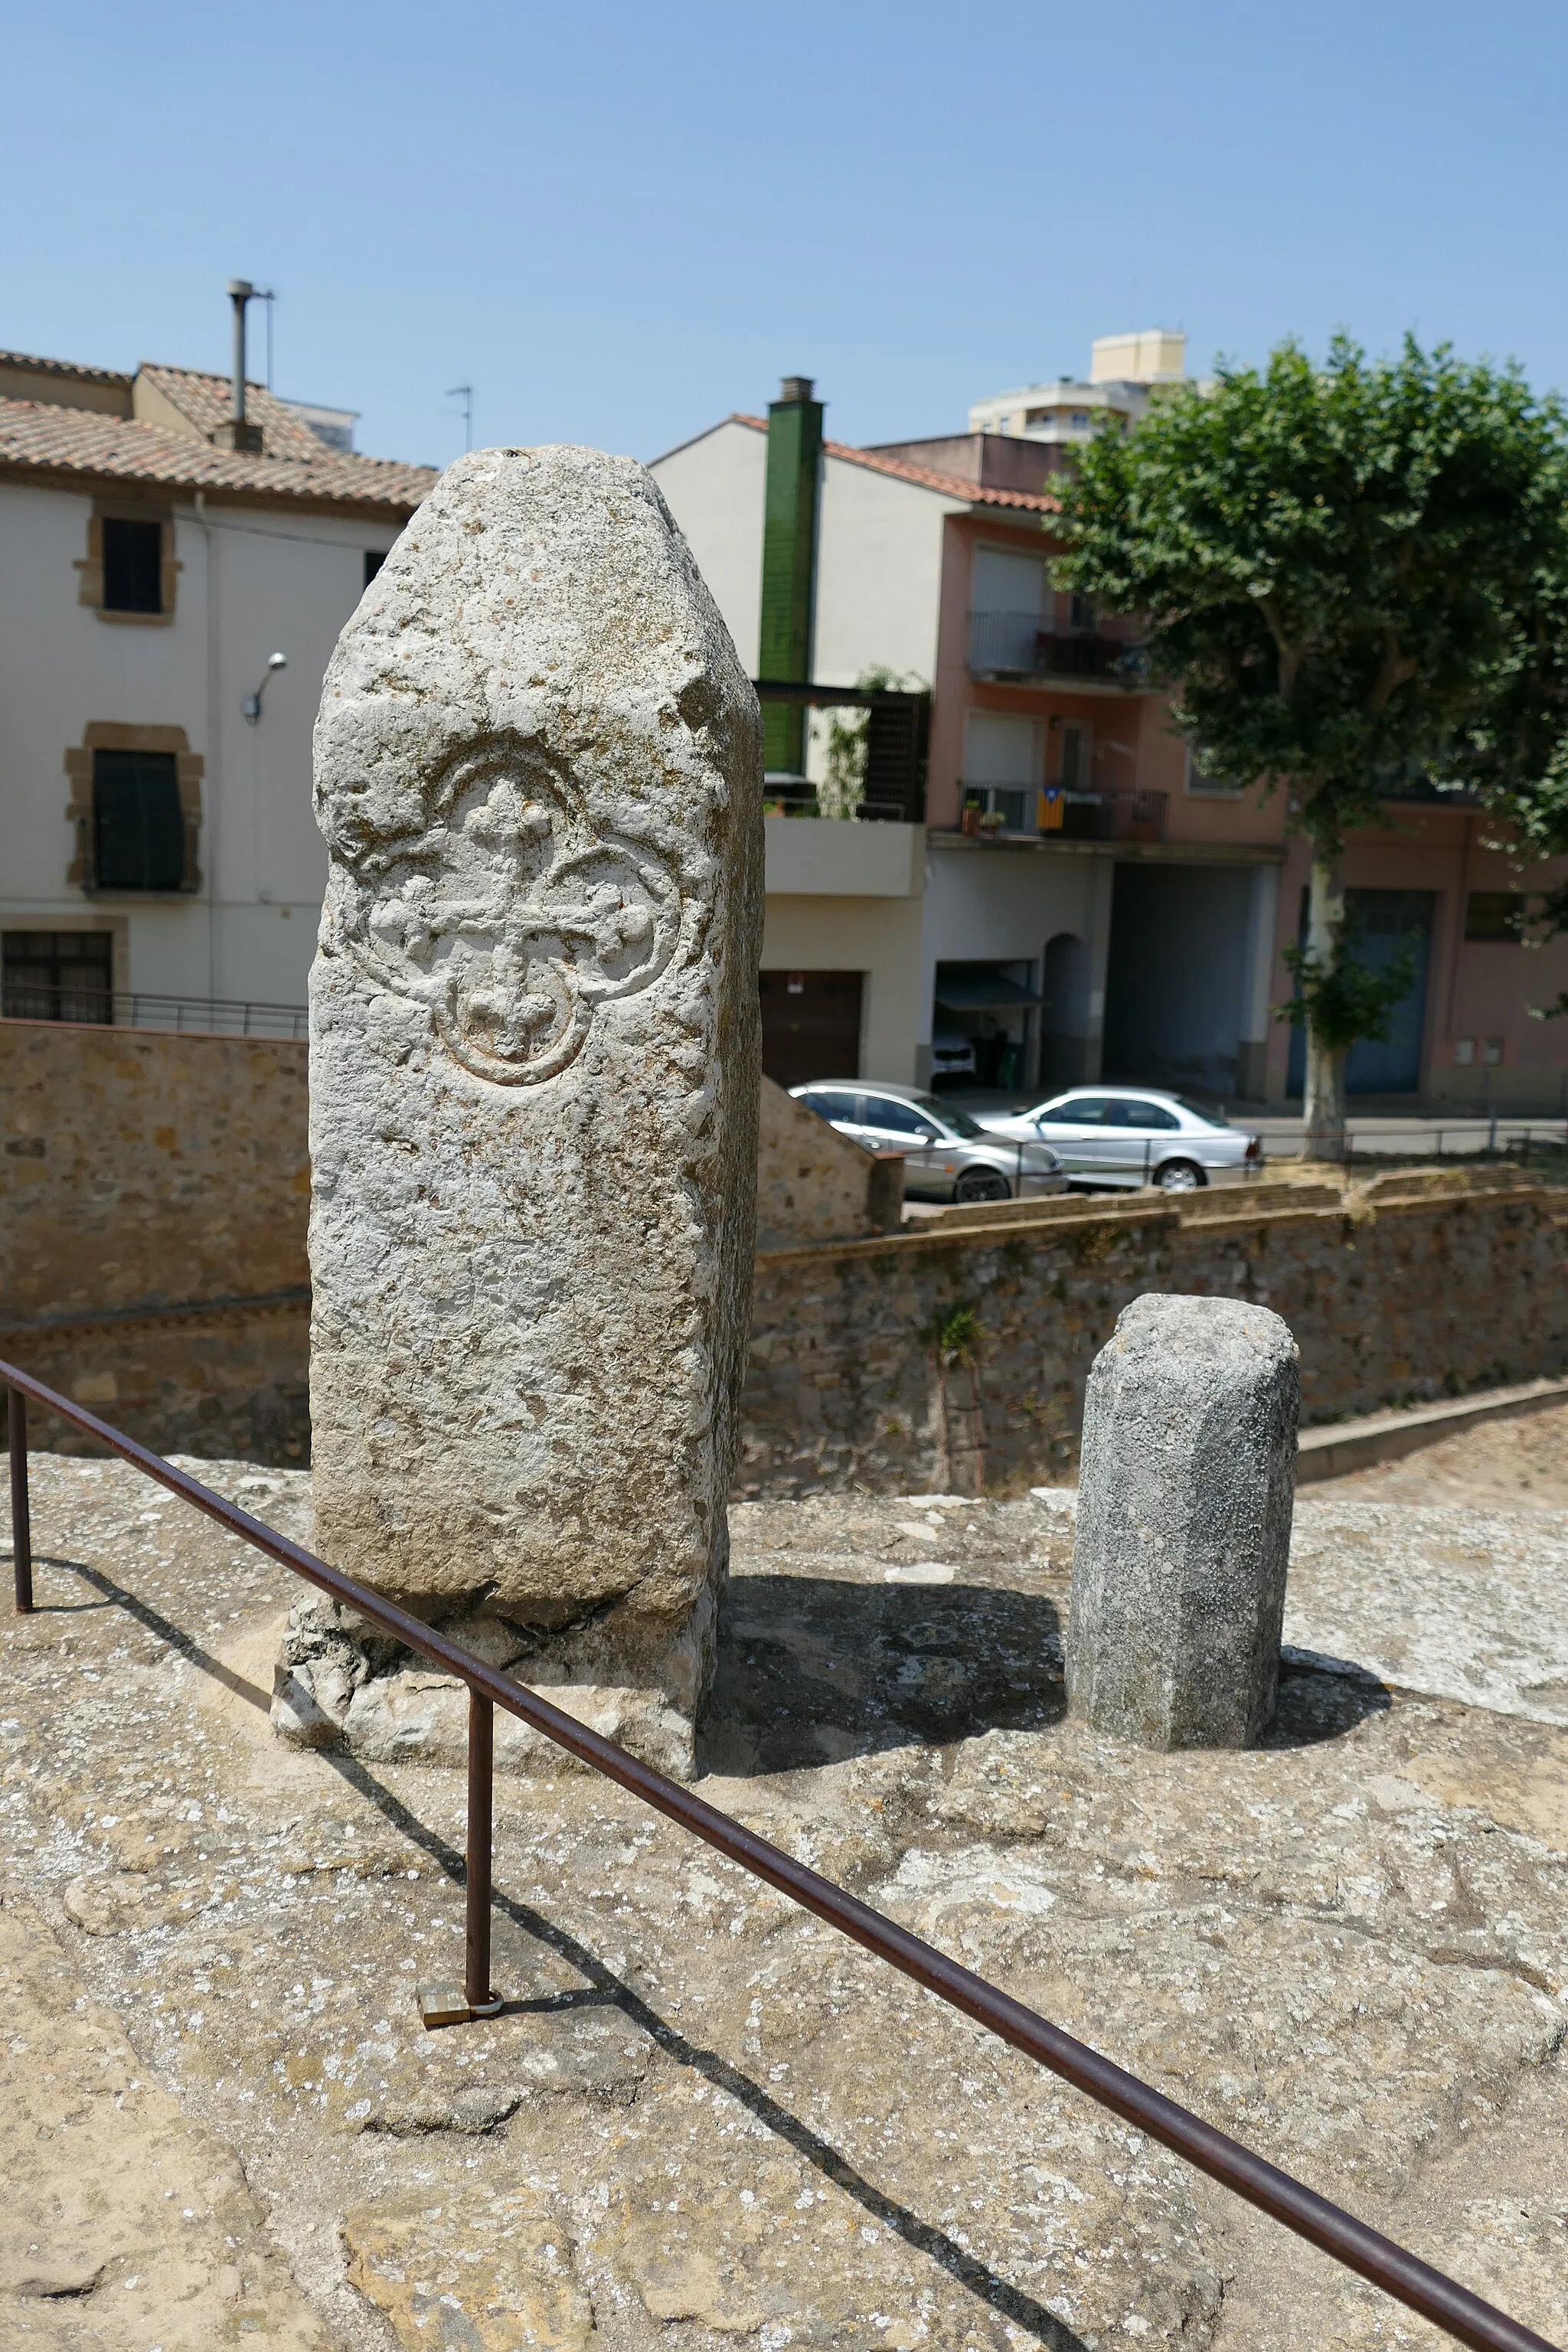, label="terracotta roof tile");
[0,371,436,514]
[730,412,1057,512]
[137,363,337,461]
[0,348,131,390]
